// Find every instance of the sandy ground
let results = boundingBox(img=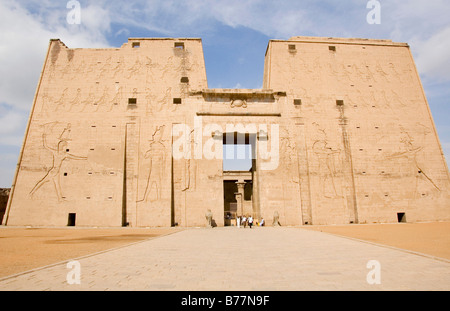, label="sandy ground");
[304,221,450,260]
[0,227,183,278]
[0,222,449,279]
